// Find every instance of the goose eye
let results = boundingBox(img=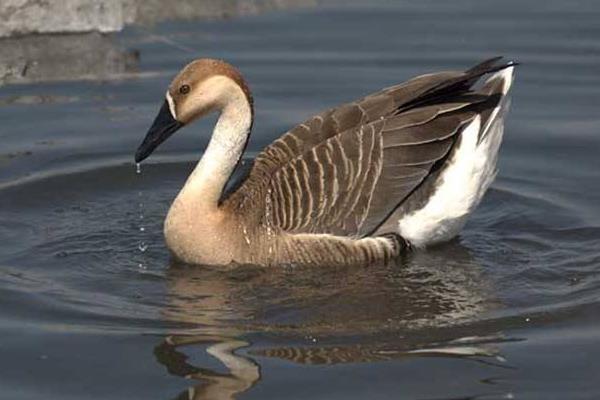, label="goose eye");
[179,84,190,95]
